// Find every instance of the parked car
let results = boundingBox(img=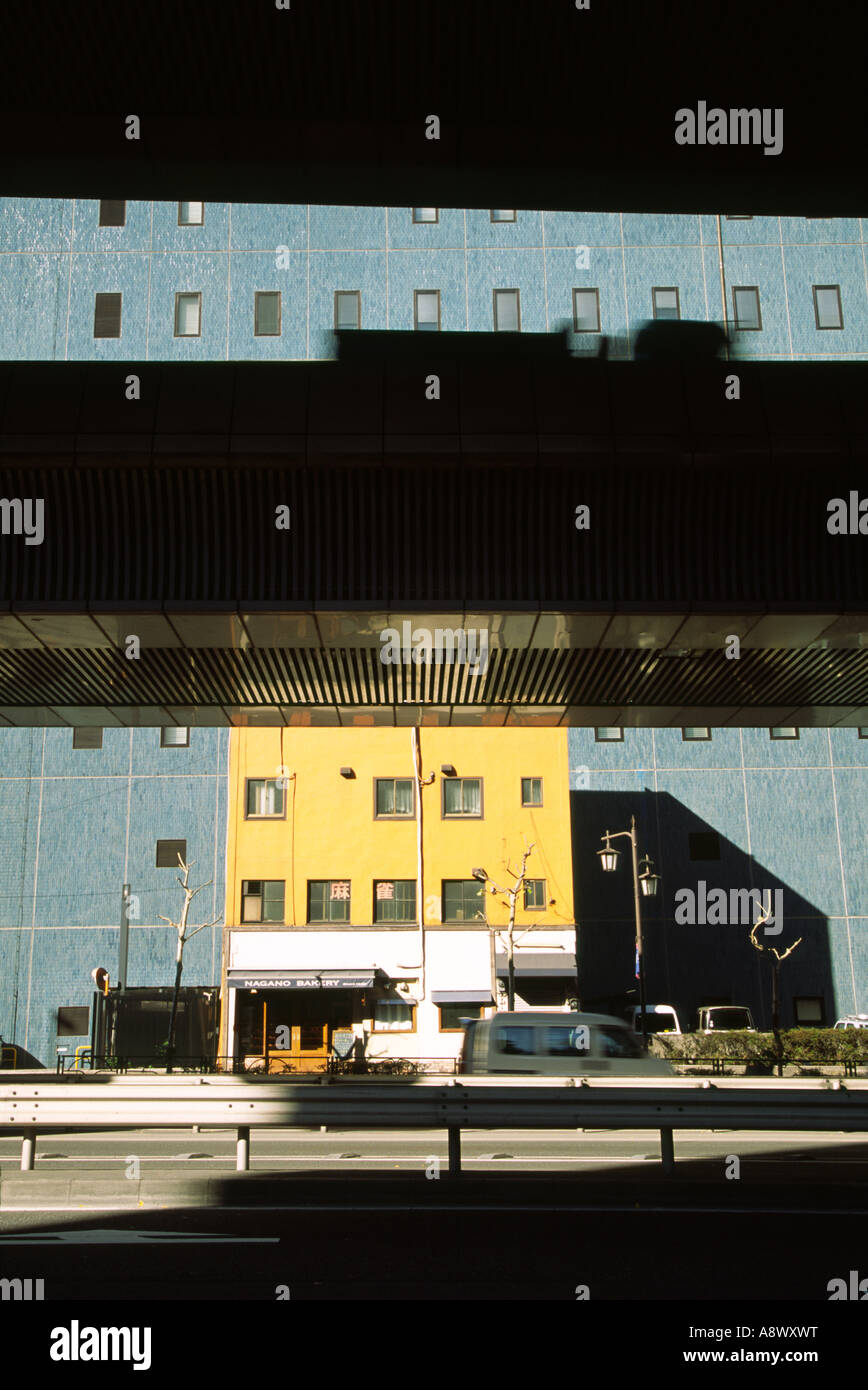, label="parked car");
[625,1004,682,1035]
[458,1011,674,1076]
[833,1014,868,1029]
[697,1006,756,1033]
